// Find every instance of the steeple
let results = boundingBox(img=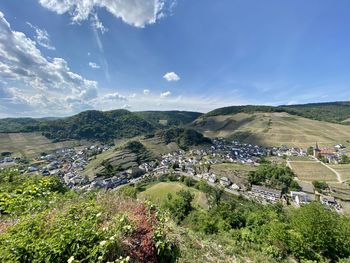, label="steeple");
[315,142,319,150]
